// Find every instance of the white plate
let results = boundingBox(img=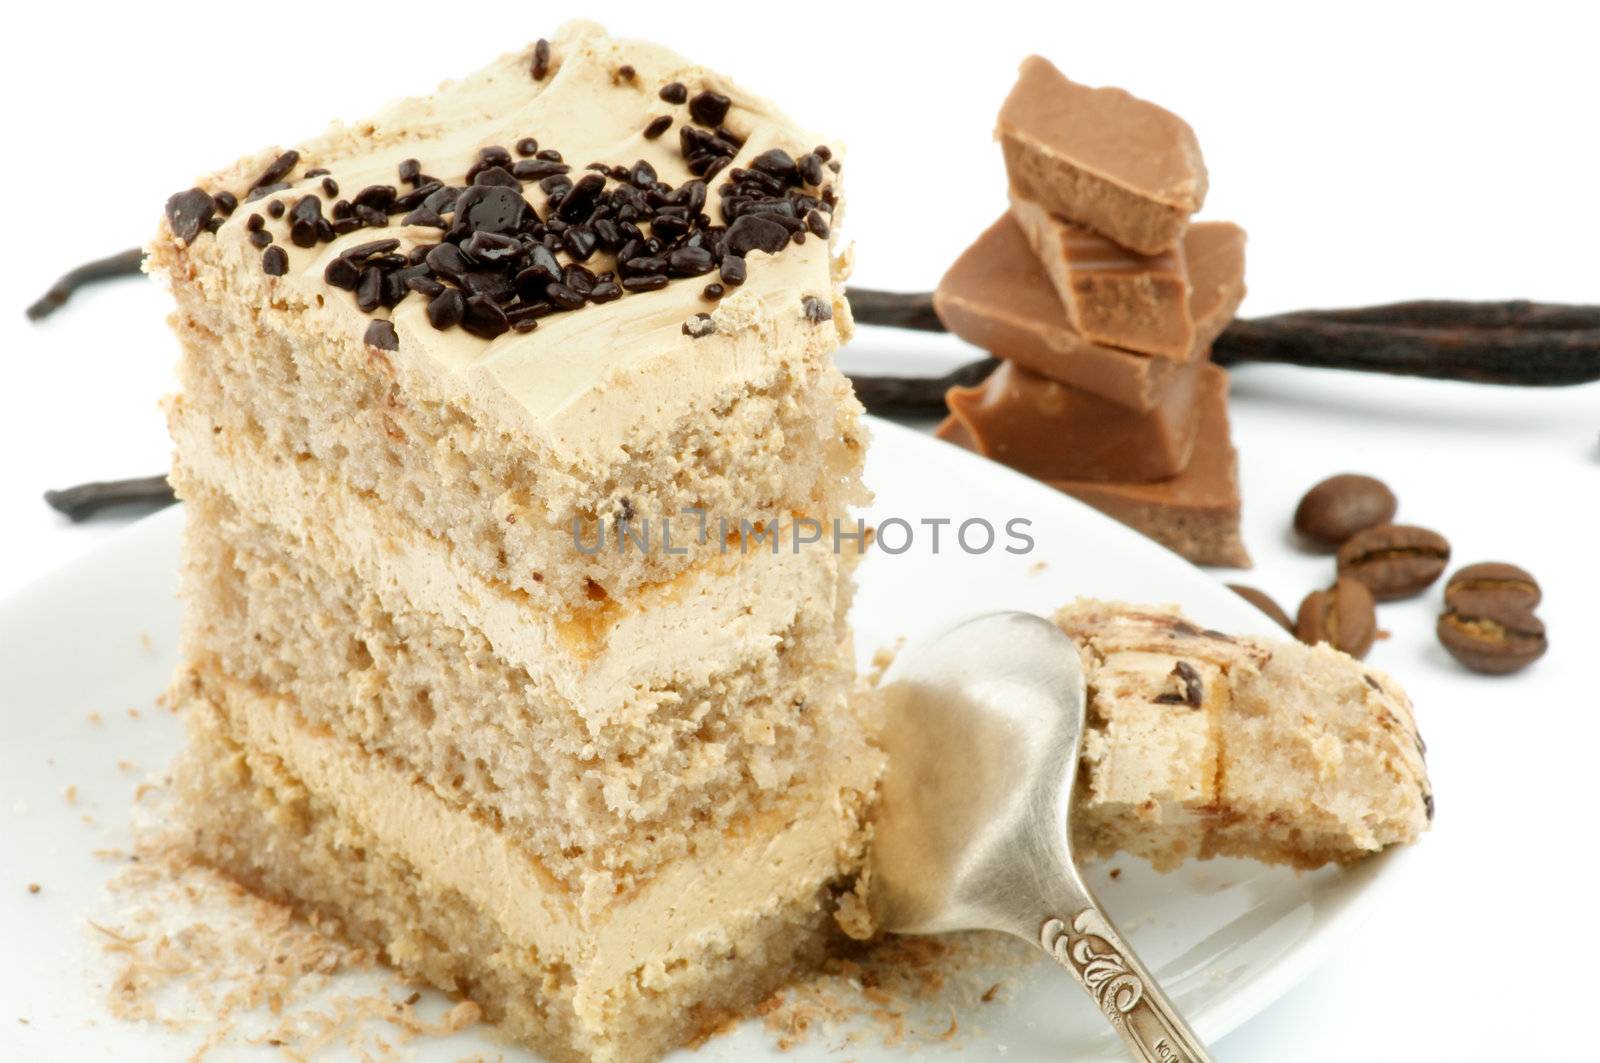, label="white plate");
[0,416,1409,1061]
